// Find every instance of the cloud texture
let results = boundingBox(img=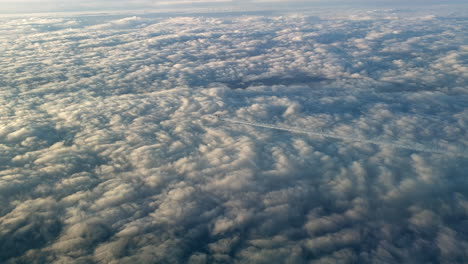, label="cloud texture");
[1,8,468,263]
